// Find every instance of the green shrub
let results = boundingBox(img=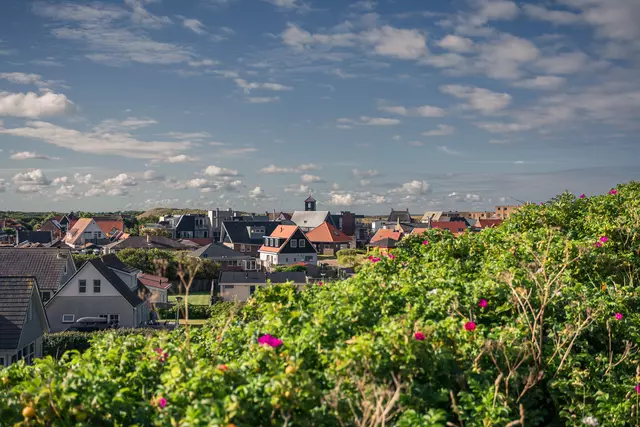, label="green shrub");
[43,328,159,358]
[3,182,640,425]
